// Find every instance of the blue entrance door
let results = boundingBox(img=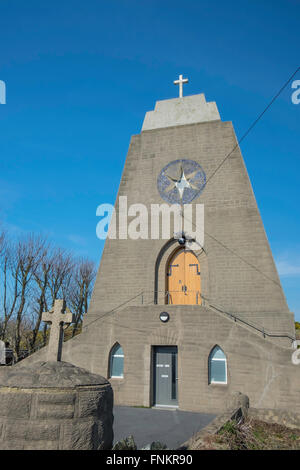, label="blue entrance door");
[153,346,178,407]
